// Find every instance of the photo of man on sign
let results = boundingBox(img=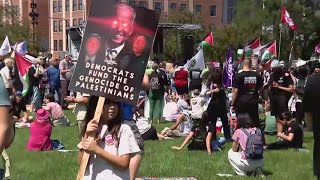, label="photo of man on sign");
[69,1,158,105]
